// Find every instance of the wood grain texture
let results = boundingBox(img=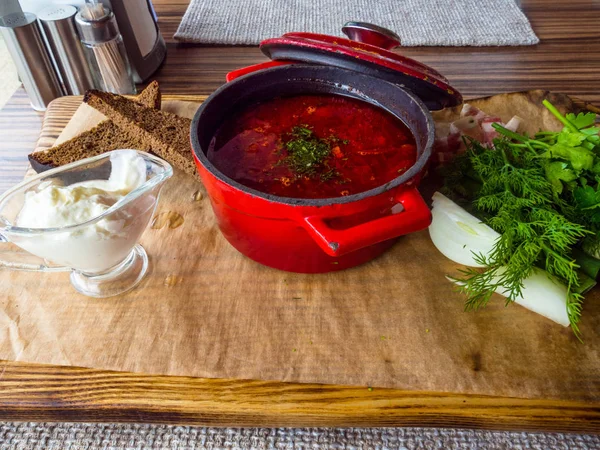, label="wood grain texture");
[1,0,600,431]
[1,99,600,433]
[2,0,599,194]
[0,361,599,432]
[0,90,44,193]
